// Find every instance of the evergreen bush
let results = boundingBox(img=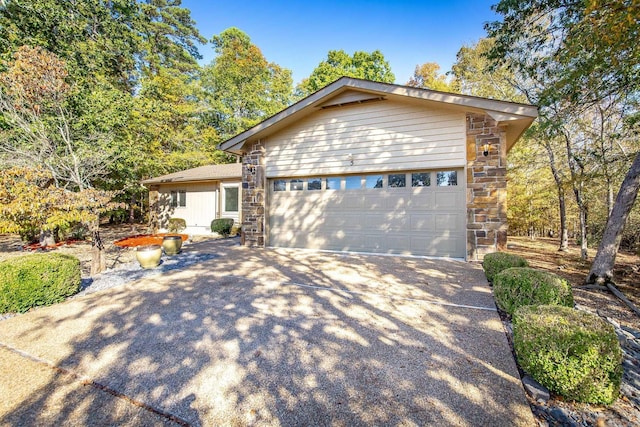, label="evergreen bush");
[0,253,81,313]
[493,267,573,315]
[211,218,234,237]
[482,252,528,282]
[513,305,622,404]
